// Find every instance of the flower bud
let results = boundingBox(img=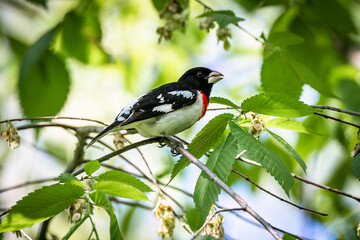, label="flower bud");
[1,122,20,149]
[153,197,175,239]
